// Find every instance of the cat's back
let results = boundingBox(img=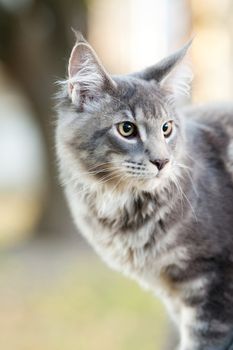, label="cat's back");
[181,102,233,130]
[179,103,233,247]
[181,102,233,177]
